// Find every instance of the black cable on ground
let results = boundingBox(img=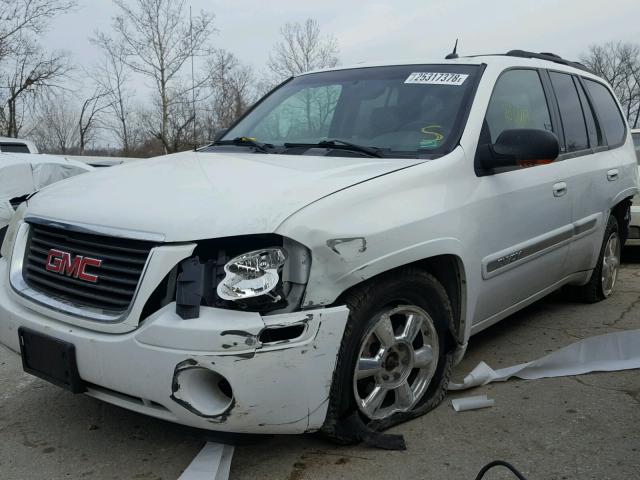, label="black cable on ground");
[474,460,528,480]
